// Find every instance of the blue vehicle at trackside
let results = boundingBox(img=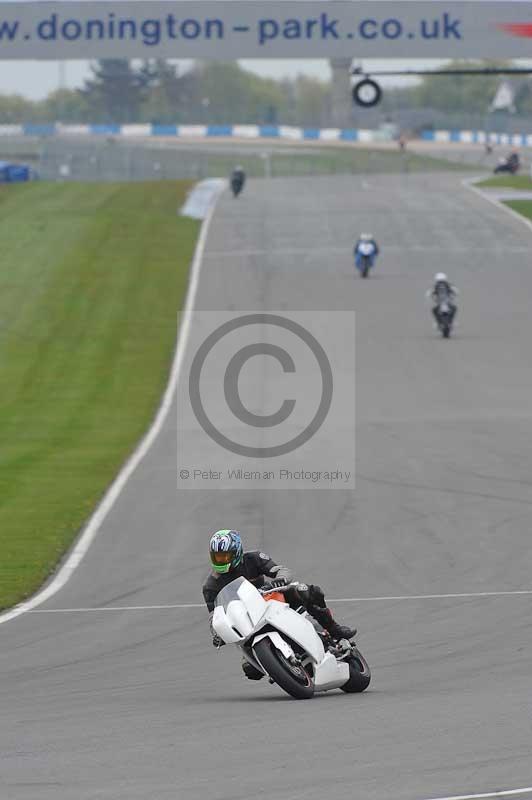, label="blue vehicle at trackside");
[0,161,35,183]
[354,233,379,278]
